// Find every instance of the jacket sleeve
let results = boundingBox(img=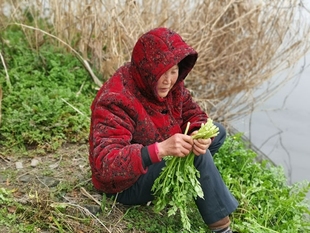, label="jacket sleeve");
[89,92,148,193]
[180,87,208,134]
